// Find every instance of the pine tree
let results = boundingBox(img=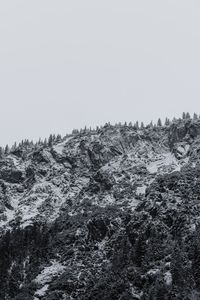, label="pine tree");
[171,243,194,291]
[149,121,153,128]
[150,278,169,300]
[0,147,3,159]
[134,235,146,267]
[134,121,139,129]
[186,112,191,119]
[4,145,9,155]
[191,224,200,287]
[43,138,47,147]
[182,112,186,119]
[165,118,170,126]
[172,117,177,122]
[72,129,78,134]
[193,113,198,120]
[11,142,17,151]
[157,118,162,126]
[56,134,62,142]
[24,139,29,146]
[48,134,53,146]
[141,122,144,129]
